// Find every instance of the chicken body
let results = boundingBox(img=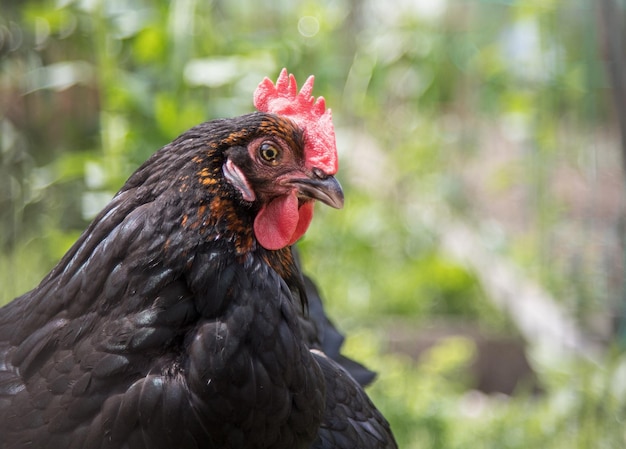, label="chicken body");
[0,112,396,448]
